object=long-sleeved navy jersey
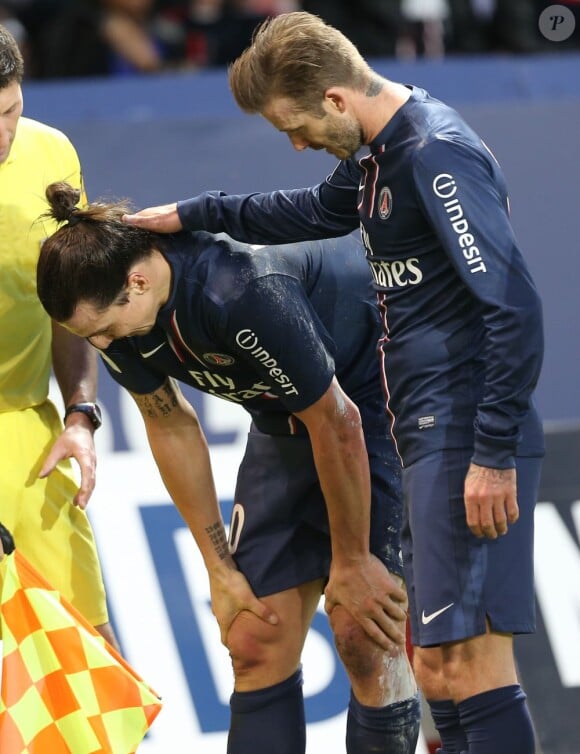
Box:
[99,231,390,439]
[177,86,544,468]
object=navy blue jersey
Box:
[99,231,389,437]
[177,86,544,468]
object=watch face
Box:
[90,404,103,428]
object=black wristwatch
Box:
[64,402,102,430]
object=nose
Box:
[88,335,113,350]
[289,134,309,152]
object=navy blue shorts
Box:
[401,448,542,647]
[228,426,403,598]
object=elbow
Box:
[331,398,364,445]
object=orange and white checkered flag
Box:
[0,549,162,753]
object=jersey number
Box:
[228,503,245,555]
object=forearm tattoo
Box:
[467,465,514,481]
[132,380,178,418]
[205,521,229,561]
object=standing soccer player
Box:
[124,12,545,754]
[0,24,117,647]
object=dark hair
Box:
[37,182,157,322]
[0,24,24,87]
[228,12,371,114]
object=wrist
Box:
[64,402,102,431]
[331,550,370,568]
[207,555,239,579]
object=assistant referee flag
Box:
[0,550,162,753]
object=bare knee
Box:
[331,606,416,705]
[413,646,447,700]
[414,631,518,702]
[227,613,275,673]
[226,611,302,690]
[225,581,322,691]
[330,605,382,677]
[330,606,410,679]
[414,644,472,700]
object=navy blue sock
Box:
[458,685,535,754]
[228,668,306,754]
[428,698,468,754]
[346,691,421,754]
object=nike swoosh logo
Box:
[139,343,166,359]
[421,602,454,625]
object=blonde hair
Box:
[228,11,372,115]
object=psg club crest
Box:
[378,186,393,220]
[203,353,235,366]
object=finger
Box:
[375,601,407,638]
[122,212,153,228]
[482,525,498,540]
[359,619,395,652]
[365,614,406,649]
[355,596,407,646]
[72,489,88,510]
[466,494,500,538]
[218,613,237,647]
[381,596,408,623]
[506,496,519,524]
[465,499,484,538]
[384,580,408,605]
[122,204,181,231]
[250,599,279,626]
[38,448,62,479]
[479,510,499,539]
[468,523,483,538]
[493,500,509,536]
[479,494,500,534]
[73,472,95,510]
[72,458,96,509]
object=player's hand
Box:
[209,567,279,645]
[464,462,518,538]
[324,554,408,651]
[122,203,182,233]
[38,424,97,509]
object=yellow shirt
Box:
[0,117,86,412]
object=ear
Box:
[126,270,150,296]
[324,87,348,114]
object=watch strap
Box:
[64,402,102,430]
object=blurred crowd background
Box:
[1,0,578,81]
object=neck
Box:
[148,248,172,309]
[359,79,411,144]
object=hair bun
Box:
[45,181,82,223]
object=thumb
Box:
[252,598,279,626]
[219,603,279,646]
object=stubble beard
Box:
[325,116,365,160]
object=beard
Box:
[322,114,364,160]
